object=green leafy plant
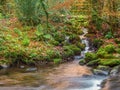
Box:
[105,32,113,39]
[14,28,22,36]
[22,36,30,46]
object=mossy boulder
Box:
[85,52,98,62]
[63,45,81,57]
[96,65,110,71]
[97,48,108,58]
[100,59,120,67]
[79,59,86,65]
[104,44,116,54]
[86,59,100,67]
[93,69,109,76]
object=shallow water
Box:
[0,60,106,90]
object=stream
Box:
[0,28,107,90]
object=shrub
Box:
[53,32,65,43]
[46,49,61,61]
[114,38,120,44]
[76,42,85,50]
[15,0,43,25]
[92,39,103,49]
[116,48,120,54]
[105,32,113,39]
[69,45,81,54]
[22,36,30,46]
[63,46,74,57]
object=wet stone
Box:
[93,69,109,76]
[26,67,37,72]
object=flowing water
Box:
[0,28,106,90]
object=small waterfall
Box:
[80,27,90,58]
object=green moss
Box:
[53,58,62,64]
[79,59,86,65]
[103,54,116,59]
[104,44,115,53]
[86,59,100,67]
[97,48,108,58]
[85,52,98,62]
[100,59,120,67]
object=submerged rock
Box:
[26,67,37,72]
[79,59,86,66]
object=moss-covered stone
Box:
[97,48,108,58]
[85,52,98,62]
[86,59,100,67]
[100,59,120,67]
[104,44,116,54]
[96,65,110,71]
[79,59,86,65]
[63,45,81,56]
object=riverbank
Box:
[0,15,88,68]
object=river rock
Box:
[110,65,120,77]
[97,65,110,72]
[20,65,25,69]
[26,67,37,72]
[79,59,86,66]
[101,75,120,90]
[100,66,120,90]
[93,69,109,76]
[0,64,9,69]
